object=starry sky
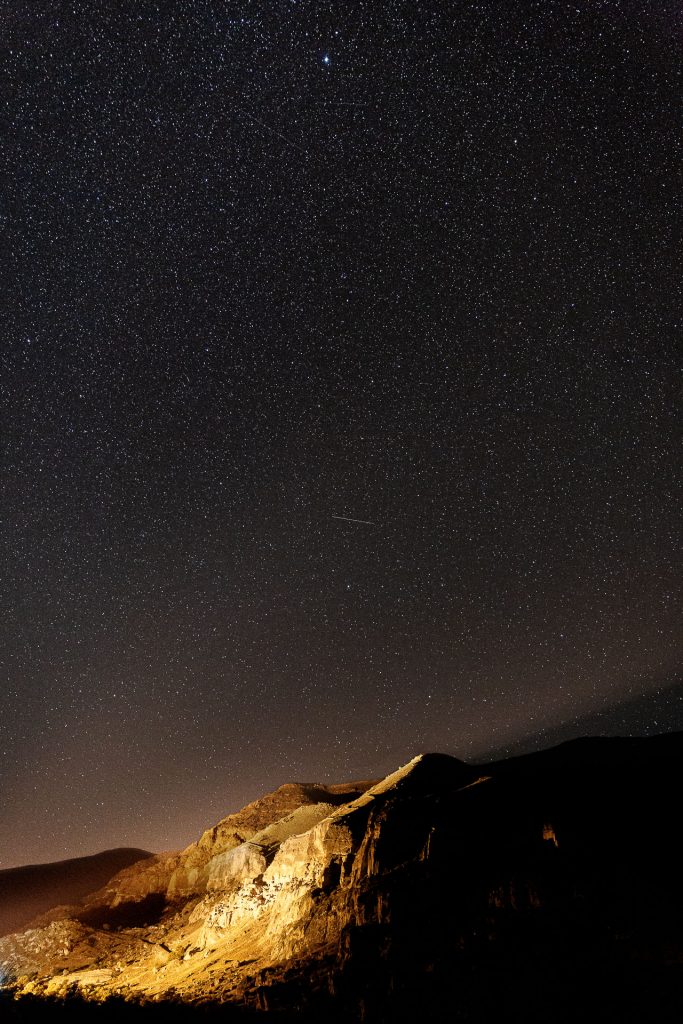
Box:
[1,1,681,868]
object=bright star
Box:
[322,53,331,66]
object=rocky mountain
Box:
[1,735,682,1022]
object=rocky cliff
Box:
[1,735,682,1022]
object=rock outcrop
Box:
[166,779,372,897]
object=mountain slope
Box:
[0,849,152,938]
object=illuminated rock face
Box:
[165,780,373,897]
[543,821,559,846]
[205,842,268,888]
[1,735,682,1021]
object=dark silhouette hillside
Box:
[0,848,152,936]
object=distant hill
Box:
[0,848,152,936]
[1,735,682,1021]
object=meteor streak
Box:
[331,515,376,526]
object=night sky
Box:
[1,1,680,868]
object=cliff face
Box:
[1,735,682,1022]
[166,779,373,897]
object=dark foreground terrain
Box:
[2,734,682,1022]
[2,960,682,1023]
